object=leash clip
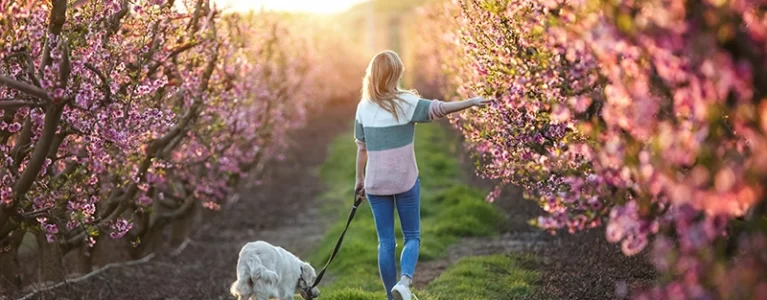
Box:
[303,287,315,300]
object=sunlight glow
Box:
[212,0,367,14]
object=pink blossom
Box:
[7,122,21,133]
[109,219,133,239]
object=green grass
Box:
[309,123,534,299]
[422,254,539,300]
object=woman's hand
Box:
[441,96,494,115]
[355,179,365,198]
[471,96,493,108]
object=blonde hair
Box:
[361,50,417,120]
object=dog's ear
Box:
[300,262,316,280]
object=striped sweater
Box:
[354,92,448,195]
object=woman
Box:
[354,50,491,300]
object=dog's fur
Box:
[230,241,320,300]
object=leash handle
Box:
[353,187,363,206]
[310,188,364,289]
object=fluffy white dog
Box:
[230,241,321,300]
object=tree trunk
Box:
[170,199,201,248]
[0,229,25,294]
[63,242,93,278]
[129,221,166,259]
[34,231,65,284]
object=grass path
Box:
[425,255,538,299]
[309,123,538,299]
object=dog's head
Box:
[297,262,320,299]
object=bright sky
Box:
[212,0,367,14]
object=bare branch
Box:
[0,100,40,109]
[21,207,51,219]
[15,252,158,300]
[0,76,51,101]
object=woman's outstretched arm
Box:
[441,96,492,114]
[410,95,493,123]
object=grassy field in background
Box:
[308,123,538,299]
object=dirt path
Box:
[413,126,657,299]
[17,103,355,300]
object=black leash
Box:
[304,188,364,299]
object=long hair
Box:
[361,50,417,121]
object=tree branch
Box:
[186,0,205,33]
[0,76,50,101]
[146,42,201,76]
[0,214,9,243]
[11,115,33,169]
[38,0,68,79]
[20,207,51,219]
[157,197,195,220]
[20,50,42,87]
[84,63,112,104]
[0,100,39,109]
[148,25,219,153]
[59,40,71,86]
[105,0,130,38]
[13,104,64,199]
[48,0,67,34]
[156,195,179,208]
[0,220,17,242]
[47,132,69,159]
[60,201,128,252]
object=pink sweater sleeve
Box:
[429,100,448,120]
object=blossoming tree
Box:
[410,0,767,298]
[0,0,363,289]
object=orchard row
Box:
[0,0,365,289]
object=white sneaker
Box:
[391,283,412,300]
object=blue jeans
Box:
[366,178,421,300]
